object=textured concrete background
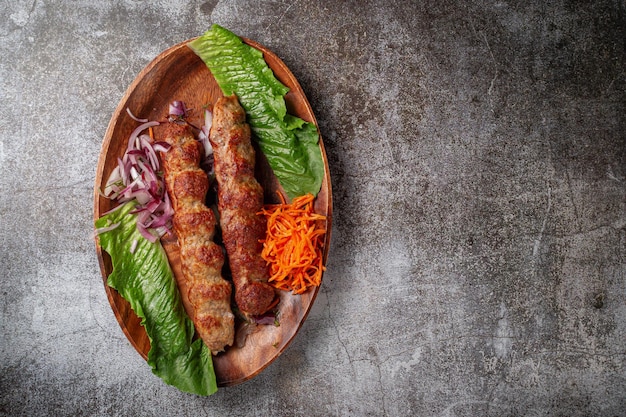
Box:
[1,1,625,416]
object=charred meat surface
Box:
[210,95,276,316]
[160,123,234,354]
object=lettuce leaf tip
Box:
[95,202,217,396]
[188,24,324,199]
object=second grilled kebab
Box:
[210,95,276,316]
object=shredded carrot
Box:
[259,193,327,294]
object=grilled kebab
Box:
[210,95,276,316]
[160,123,234,354]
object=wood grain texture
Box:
[93,37,332,387]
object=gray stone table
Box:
[1,1,624,416]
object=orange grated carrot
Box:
[259,193,327,294]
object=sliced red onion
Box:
[126,107,148,123]
[198,133,211,159]
[133,189,152,205]
[162,192,174,216]
[102,166,121,197]
[140,135,160,171]
[152,142,171,153]
[136,208,151,225]
[101,203,127,216]
[136,221,158,243]
[129,239,139,254]
[95,222,121,235]
[204,108,213,130]
[115,175,143,200]
[145,198,162,214]
[199,108,214,158]
[169,100,187,117]
[117,157,129,186]
[136,159,154,182]
[101,113,172,245]
[126,121,160,154]
[148,214,171,228]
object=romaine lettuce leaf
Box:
[95,202,217,396]
[188,24,324,199]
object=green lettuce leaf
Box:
[188,24,324,199]
[95,202,217,396]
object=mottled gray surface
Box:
[1,0,625,416]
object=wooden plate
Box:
[93,36,332,387]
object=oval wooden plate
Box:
[93,37,332,387]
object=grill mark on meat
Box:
[210,95,276,316]
[172,171,209,202]
[160,123,234,354]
